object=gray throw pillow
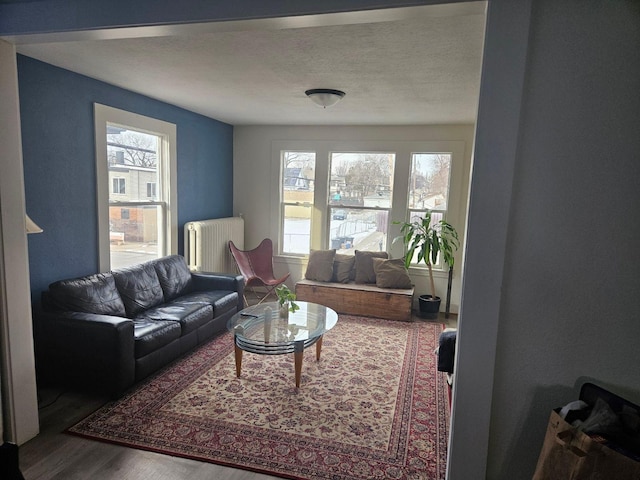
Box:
[332,254,356,283]
[354,250,388,284]
[372,258,413,289]
[305,249,336,282]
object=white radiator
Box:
[184,217,244,273]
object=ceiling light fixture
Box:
[305,89,346,108]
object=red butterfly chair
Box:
[229,238,290,306]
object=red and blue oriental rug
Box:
[68,315,449,479]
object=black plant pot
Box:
[418,294,441,320]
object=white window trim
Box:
[271,140,465,267]
[94,103,178,272]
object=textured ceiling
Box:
[13,3,486,126]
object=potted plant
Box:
[275,285,300,318]
[393,211,459,319]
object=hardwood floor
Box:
[19,301,456,480]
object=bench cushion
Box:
[332,254,356,283]
[305,249,336,282]
[354,250,389,284]
[372,258,413,289]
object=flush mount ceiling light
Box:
[305,89,346,108]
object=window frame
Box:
[270,140,465,274]
[94,103,178,271]
[280,150,316,255]
[327,150,396,255]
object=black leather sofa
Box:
[34,255,244,396]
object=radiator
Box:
[184,217,244,273]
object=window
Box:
[406,152,452,266]
[95,104,177,271]
[112,178,126,194]
[328,152,395,254]
[271,140,464,269]
[281,151,315,254]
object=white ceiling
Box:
[11,2,486,126]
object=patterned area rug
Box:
[68,315,449,479]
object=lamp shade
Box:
[305,89,345,108]
[26,214,43,234]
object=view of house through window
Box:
[281,151,316,254]
[107,124,164,268]
[329,152,395,254]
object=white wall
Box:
[451,0,640,478]
[233,124,475,312]
[0,39,40,445]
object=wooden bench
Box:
[295,279,414,321]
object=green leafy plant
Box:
[393,210,459,299]
[275,285,300,313]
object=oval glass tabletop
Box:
[227,301,338,346]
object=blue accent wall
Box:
[18,55,233,300]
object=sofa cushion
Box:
[133,319,181,358]
[173,291,239,317]
[113,262,165,317]
[354,250,389,284]
[305,249,336,282]
[332,254,356,283]
[153,255,193,301]
[47,273,126,317]
[372,258,413,289]
[137,302,213,335]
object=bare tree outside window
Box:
[107,128,158,168]
[406,152,453,266]
[409,153,451,211]
[328,152,395,253]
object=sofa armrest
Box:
[191,273,245,310]
[34,311,135,396]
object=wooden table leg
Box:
[315,335,323,361]
[234,344,243,378]
[294,351,303,388]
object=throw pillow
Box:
[372,258,413,289]
[305,249,336,282]
[332,254,356,283]
[354,250,389,284]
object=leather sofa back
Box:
[152,255,193,301]
[44,255,198,319]
[113,262,165,317]
[47,272,126,316]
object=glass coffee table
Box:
[227,301,338,388]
